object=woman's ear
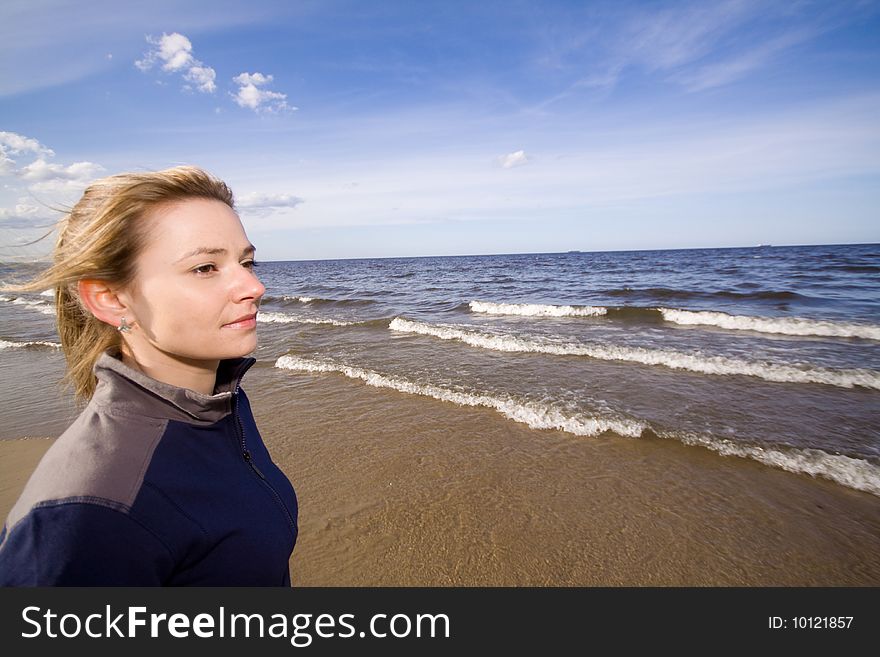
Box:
[77,279,129,329]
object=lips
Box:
[222,312,257,329]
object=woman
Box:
[0,166,298,585]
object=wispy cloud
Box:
[237,191,304,216]
[0,131,104,229]
[231,72,295,113]
[229,92,880,241]
[0,199,56,228]
[499,150,529,169]
[673,27,817,91]
[0,131,104,192]
[136,32,217,93]
[532,0,861,104]
[0,131,55,158]
[18,159,105,192]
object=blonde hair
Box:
[8,166,234,401]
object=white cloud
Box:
[0,131,55,157]
[1,132,102,191]
[136,32,217,93]
[499,150,529,169]
[0,131,104,216]
[237,192,304,216]
[0,131,56,174]
[232,72,296,113]
[0,199,56,228]
[185,65,217,93]
[0,149,15,175]
[19,158,104,184]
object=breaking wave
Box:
[389,318,880,389]
[275,354,646,437]
[469,300,606,317]
[658,308,880,341]
[257,312,359,327]
[0,339,61,350]
[0,294,55,316]
[665,431,880,496]
[275,354,880,496]
[468,298,879,340]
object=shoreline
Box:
[3,371,879,586]
[259,372,880,586]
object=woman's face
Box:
[119,197,265,369]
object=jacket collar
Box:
[91,351,256,424]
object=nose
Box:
[233,265,266,303]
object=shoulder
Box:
[0,501,173,585]
[3,402,169,535]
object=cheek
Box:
[133,278,220,333]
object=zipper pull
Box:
[243,449,266,479]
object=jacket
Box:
[0,351,298,586]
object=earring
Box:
[117,317,132,333]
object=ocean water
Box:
[2,243,879,496]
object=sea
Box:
[2,243,879,497]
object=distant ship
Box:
[755,244,773,248]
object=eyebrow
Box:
[175,244,256,264]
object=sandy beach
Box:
[6,366,877,586]
[259,371,880,586]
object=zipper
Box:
[233,387,297,533]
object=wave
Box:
[274,355,646,437]
[469,300,607,317]
[468,298,878,340]
[257,312,360,327]
[262,294,377,307]
[389,318,880,390]
[0,339,61,350]
[0,294,55,316]
[658,308,880,341]
[602,287,808,302]
[666,431,880,497]
[274,354,880,496]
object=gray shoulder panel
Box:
[3,404,167,535]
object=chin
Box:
[228,338,259,359]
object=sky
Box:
[1,0,879,261]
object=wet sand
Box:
[0,438,55,525]
[3,369,880,585]
[259,368,880,585]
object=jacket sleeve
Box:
[0,502,175,586]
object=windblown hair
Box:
[8,166,235,401]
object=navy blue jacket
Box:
[0,352,297,586]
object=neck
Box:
[120,346,219,395]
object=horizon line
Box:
[3,240,877,266]
[259,240,879,264]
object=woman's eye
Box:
[193,264,217,274]
[242,260,258,270]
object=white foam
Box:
[282,296,314,303]
[659,308,880,341]
[274,353,880,497]
[40,289,54,297]
[667,431,880,497]
[389,317,880,390]
[0,294,55,316]
[470,300,607,317]
[257,312,356,326]
[0,339,61,350]
[275,354,646,438]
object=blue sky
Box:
[2,0,879,261]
